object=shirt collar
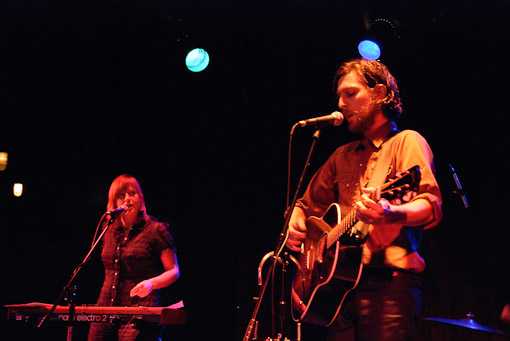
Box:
[365,121,399,149]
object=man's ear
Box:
[373,84,387,101]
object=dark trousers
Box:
[327,268,422,341]
[87,322,161,341]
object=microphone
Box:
[106,205,128,215]
[298,111,344,127]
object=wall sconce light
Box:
[13,183,23,197]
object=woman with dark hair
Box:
[88,174,180,341]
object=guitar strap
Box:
[367,128,401,188]
[356,128,401,236]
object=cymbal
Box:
[422,315,510,337]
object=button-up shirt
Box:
[296,122,442,272]
[96,216,177,307]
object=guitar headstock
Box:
[376,166,421,201]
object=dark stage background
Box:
[1,0,510,340]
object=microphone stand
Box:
[256,251,304,340]
[37,214,116,340]
[449,164,469,208]
[243,127,322,341]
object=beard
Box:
[345,98,380,134]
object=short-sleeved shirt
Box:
[297,122,442,273]
[96,216,177,307]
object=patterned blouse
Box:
[95,216,177,307]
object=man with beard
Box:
[286,59,442,340]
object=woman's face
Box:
[115,185,142,220]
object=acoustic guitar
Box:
[291,165,421,326]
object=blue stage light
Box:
[185,48,210,72]
[358,40,381,60]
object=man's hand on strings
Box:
[355,188,414,225]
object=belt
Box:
[362,267,422,280]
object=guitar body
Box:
[291,203,364,326]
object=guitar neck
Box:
[326,209,357,249]
[322,166,421,250]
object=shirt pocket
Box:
[334,171,357,206]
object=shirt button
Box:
[359,163,363,167]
